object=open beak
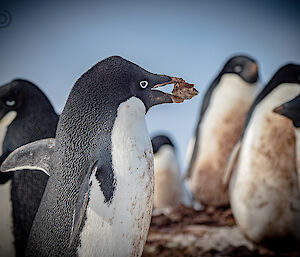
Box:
[152,77,198,103]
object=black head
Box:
[75,56,183,112]
[55,56,192,204]
[0,79,58,183]
[242,63,300,137]
[274,94,300,127]
[151,135,175,154]
[0,79,55,120]
[268,64,300,87]
[0,79,58,157]
[221,55,259,83]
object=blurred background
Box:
[0,0,299,171]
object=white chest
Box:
[195,74,259,166]
[230,83,300,241]
[78,97,154,257]
[153,145,183,209]
[237,83,300,176]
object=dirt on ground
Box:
[142,204,300,257]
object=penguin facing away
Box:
[0,80,58,257]
[186,55,260,207]
[1,56,196,257]
[151,135,184,209]
[224,64,300,243]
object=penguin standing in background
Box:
[274,94,300,191]
[151,135,184,210]
[224,64,300,243]
[1,56,196,257]
[0,79,58,257]
[186,55,260,207]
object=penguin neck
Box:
[253,83,300,118]
[154,145,179,174]
[91,96,152,209]
[245,83,300,141]
[240,83,300,182]
[78,96,154,257]
[219,73,258,88]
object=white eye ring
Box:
[234,65,242,73]
[6,100,16,106]
[140,81,148,89]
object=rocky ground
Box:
[142,205,300,257]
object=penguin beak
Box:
[273,103,297,120]
[251,63,259,80]
[273,105,285,115]
[152,77,198,103]
[273,97,299,118]
[273,98,300,127]
[253,63,258,74]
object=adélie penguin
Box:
[274,94,300,126]
[0,79,58,257]
[274,93,300,191]
[151,135,184,210]
[224,64,300,243]
[1,56,197,257]
[186,55,260,207]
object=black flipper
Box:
[1,138,56,176]
[223,140,241,187]
[69,162,98,248]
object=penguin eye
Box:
[140,81,148,89]
[5,99,16,107]
[234,65,242,73]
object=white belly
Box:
[189,74,259,205]
[153,145,183,209]
[230,83,300,242]
[78,97,153,257]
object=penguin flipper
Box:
[0,138,56,176]
[222,140,241,187]
[69,162,98,247]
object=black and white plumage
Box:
[274,94,300,127]
[224,64,300,243]
[0,79,58,257]
[1,56,189,257]
[186,55,260,207]
[151,135,184,209]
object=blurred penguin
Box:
[224,64,300,243]
[0,79,58,257]
[186,55,260,207]
[274,93,300,198]
[151,135,184,210]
